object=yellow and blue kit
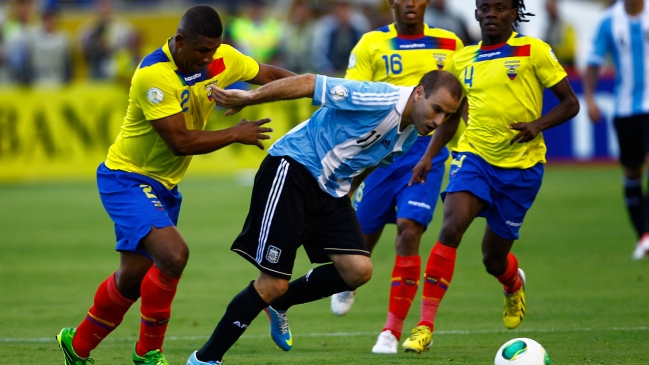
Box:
[444,32,567,239]
[99,40,259,256]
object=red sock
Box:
[73,273,135,358]
[136,265,180,356]
[383,255,421,340]
[418,242,456,330]
[497,253,522,294]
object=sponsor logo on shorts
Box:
[381,140,391,149]
[266,245,282,263]
[407,200,431,210]
[506,220,522,227]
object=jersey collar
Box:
[479,31,518,50]
[162,38,178,70]
[392,22,429,39]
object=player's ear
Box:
[474,9,478,21]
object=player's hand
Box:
[235,118,273,150]
[409,157,432,186]
[587,101,603,124]
[210,85,252,115]
[510,121,541,144]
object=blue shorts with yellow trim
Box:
[442,152,543,240]
[353,138,448,234]
[97,163,181,258]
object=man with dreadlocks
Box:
[400,0,579,353]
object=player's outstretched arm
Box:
[510,78,580,144]
[210,73,317,115]
[410,97,467,186]
[151,112,273,155]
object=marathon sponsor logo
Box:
[506,220,522,227]
[407,200,431,210]
[479,51,501,58]
[184,73,202,82]
[399,43,427,49]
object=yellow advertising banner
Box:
[0,84,317,182]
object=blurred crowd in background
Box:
[0,0,610,88]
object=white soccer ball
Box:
[494,338,551,365]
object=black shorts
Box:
[614,113,649,167]
[231,155,369,280]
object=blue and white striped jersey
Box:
[587,0,649,117]
[268,75,418,197]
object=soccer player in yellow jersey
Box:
[328,0,465,355]
[55,6,295,365]
[402,0,580,354]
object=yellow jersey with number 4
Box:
[345,23,463,86]
[105,41,260,189]
[447,32,566,169]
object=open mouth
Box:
[404,11,417,19]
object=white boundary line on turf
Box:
[2,326,648,344]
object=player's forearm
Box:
[583,65,600,103]
[166,128,242,156]
[248,74,316,105]
[535,90,580,132]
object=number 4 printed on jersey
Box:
[464,66,474,88]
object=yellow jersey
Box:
[345,23,463,86]
[105,41,260,189]
[447,32,566,168]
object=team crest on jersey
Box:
[266,245,282,263]
[331,85,349,101]
[147,87,164,104]
[504,60,521,80]
[433,53,446,70]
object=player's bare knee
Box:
[158,249,189,278]
[342,257,373,288]
[482,254,507,277]
[255,277,288,303]
[439,222,464,247]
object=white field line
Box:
[2,326,648,344]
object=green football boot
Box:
[132,343,169,365]
[55,327,94,365]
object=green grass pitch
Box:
[1,165,648,364]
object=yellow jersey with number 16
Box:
[446,32,566,169]
[345,23,463,87]
[105,41,260,189]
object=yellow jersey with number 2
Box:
[105,41,260,189]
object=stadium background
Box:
[1,1,648,364]
[0,0,620,182]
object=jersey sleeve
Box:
[532,39,567,89]
[217,44,261,88]
[312,75,400,112]
[345,34,374,81]
[132,66,182,121]
[587,16,612,67]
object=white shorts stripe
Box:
[255,158,290,263]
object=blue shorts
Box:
[442,152,543,240]
[97,163,182,258]
[353,137,449,234]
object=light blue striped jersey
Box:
[268,75,418,197]
[587,0,649,117]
